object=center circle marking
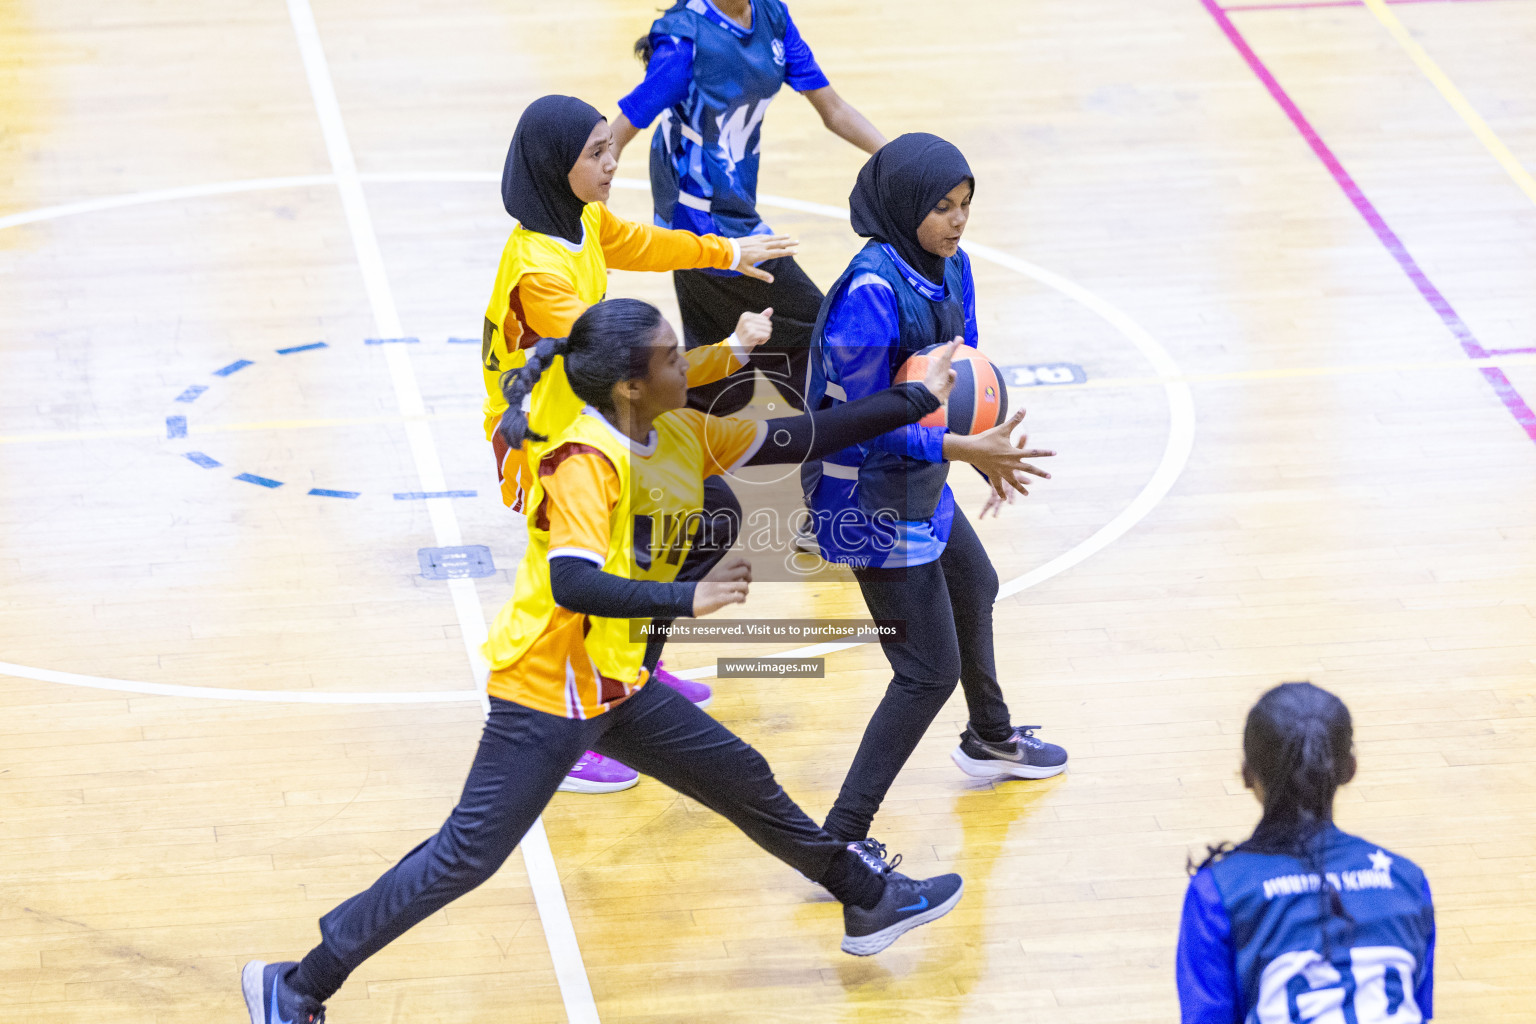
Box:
[0,173,1195,701]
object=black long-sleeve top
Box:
[549,381,942,619]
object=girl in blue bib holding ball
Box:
[805,133,1070,847]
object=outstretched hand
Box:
[734,234,799,282]
[944,408,1055,501]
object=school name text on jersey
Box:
[1262,850,1396,900]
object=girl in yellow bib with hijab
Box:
[483,96,797,789]
[483,94,793,507]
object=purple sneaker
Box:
[653,661,714,709]
[558,751,639,794]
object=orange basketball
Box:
[894,344,1009,435]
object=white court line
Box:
[0,158,1194,1015]
[354,175,1197,646]
[965,243,1197,601]
[0,660,480,704]
[671,236,1197,678]
[0,173,1193,694]
[0,174,338,231]
[282,3,598,1022]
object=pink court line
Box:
[1199,0,1536,444]
[1488,347,1536,355]
[1224,0,1519,12]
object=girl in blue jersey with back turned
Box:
[804,132,1069,849]
[611,0,886,417]
[1179,682,1436,1023]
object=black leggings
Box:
[823,510,1014,843]
[674,256,824,416]
[309,683,846,992]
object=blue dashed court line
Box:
[171,337,484,499]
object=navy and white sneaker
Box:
[951,724,1068,780]
[241,960,326,1024]
[840,839,964,956]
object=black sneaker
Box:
[840,839,964,956]
[241,961,326,1024]
[951,724,1068,780]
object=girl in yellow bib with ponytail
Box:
[241,301,969,1024]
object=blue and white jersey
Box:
[800,240,978,569]
[618,0,829,249]
[1178,825,1436,1024]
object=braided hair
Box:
[1192,682,1357,953]
[497,298,667,448]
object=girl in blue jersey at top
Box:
[803,133,1069,848]
[1179,682,1436,1023]
[611,0,886,418]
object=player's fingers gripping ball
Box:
[895,343,1009,435]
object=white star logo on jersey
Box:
[1368,849,1393,873]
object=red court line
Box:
[1224,0,1520,11]
[1199,0,1536,444]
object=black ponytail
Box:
[496,298,669,449]
[1193,682,1357,953]
[634,34,654,67]
[1240,681,1352,853]
[497,335,570,448]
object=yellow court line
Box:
[2,355,1533,447]
[1361,0,1536,208]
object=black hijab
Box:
[501,95,606,245]
[849,133,974,285]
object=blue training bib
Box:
[647,0,791,239]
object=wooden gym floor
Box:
[1,0,1533,1020]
